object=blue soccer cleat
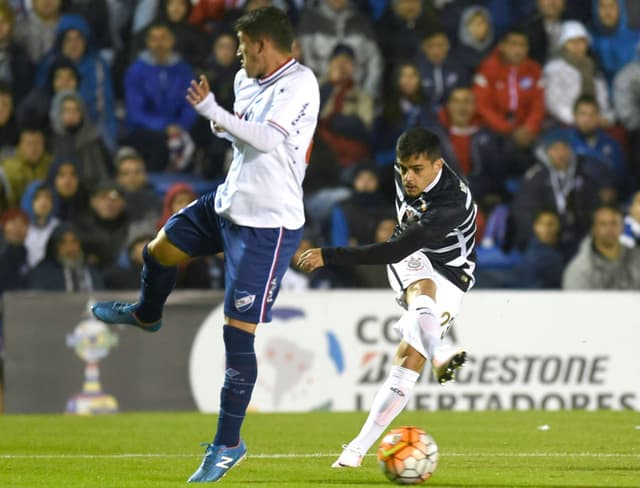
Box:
[187,440,247,483]
[91,301,162,332]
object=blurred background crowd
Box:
[0,0,639,302]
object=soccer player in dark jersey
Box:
[299,127,477,468]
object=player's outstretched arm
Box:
[298,224,428,272]
[186,74,285,153]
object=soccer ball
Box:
[377,426,439,484]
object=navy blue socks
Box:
[135,245,177,323]
[214,325,257,447]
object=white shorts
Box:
[387,251,465,354]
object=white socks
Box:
[410,294,441,361]
[347,365,419,455]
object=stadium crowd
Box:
[0,0,639,301]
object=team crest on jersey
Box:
[406,257,424,271]
[234,290,256,311]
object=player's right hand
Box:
[186,74,216,110]
[297,248,324,273]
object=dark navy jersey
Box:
[323,161,477,291]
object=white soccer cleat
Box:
[331,445,364,468]
[432,347,467,384]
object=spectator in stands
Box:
[124,22,197,172]
[132,0,209,68]
[301,136,348,225]
[156,181,195,228]
[451,5,496,80]
[589,0,640,86]
[474,28,544,174]
[49,90,112,192]
[74,180,130,270]
[64,0,114,57]
[511,132,603,256]
[373,61,431,169]
[198,30,240,178]
[14,0,62,63]
[621,190,640,247]
[2,126,52,207]
[104,226,155,289]
[114,147,162,226]
[543,20,614,127]
[317,44,373,168]
[565,94,626,191]
[0,2,34,104]
[298,0,382,98]
[27,222,104,290]
[20,180,59,267]
[0,83,18,160]
[431,86,505,205]
[0,208,29,292]
[46,157,87,222]
[613,41,640,186]
[375,0,440,73]
[154,182,212,288]
[517,208,565,288]
[351,214,398,288]
[520,0,567,65]
[563,205,640,288]
[329,163,388,247]
[35,15,118,150]
[416,29,469,113]
[202,31,239,113]
[17,57,80,133]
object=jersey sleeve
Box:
[322,223,429,266]
[263,71,319,140]
[322,202,469,267]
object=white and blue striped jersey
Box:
[214,58,320,229]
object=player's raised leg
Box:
[91,229,184,331]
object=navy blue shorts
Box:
[164,191,303,323]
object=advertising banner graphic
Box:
[190,291,640,412]
[4,290,639,413]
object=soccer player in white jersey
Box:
[91,7,320,482]
[299,128,476,469]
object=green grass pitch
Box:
[0,410,638,487]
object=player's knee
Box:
[148,231,189,266]
[394,342,426,373]
[405,279,437,304]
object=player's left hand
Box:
[186,74,216,110]
[297,248,324,273]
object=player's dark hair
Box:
[396,128,442,162]
[234,6,294,53]
[573,93,599,113]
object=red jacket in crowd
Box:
[473,49,545,136]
